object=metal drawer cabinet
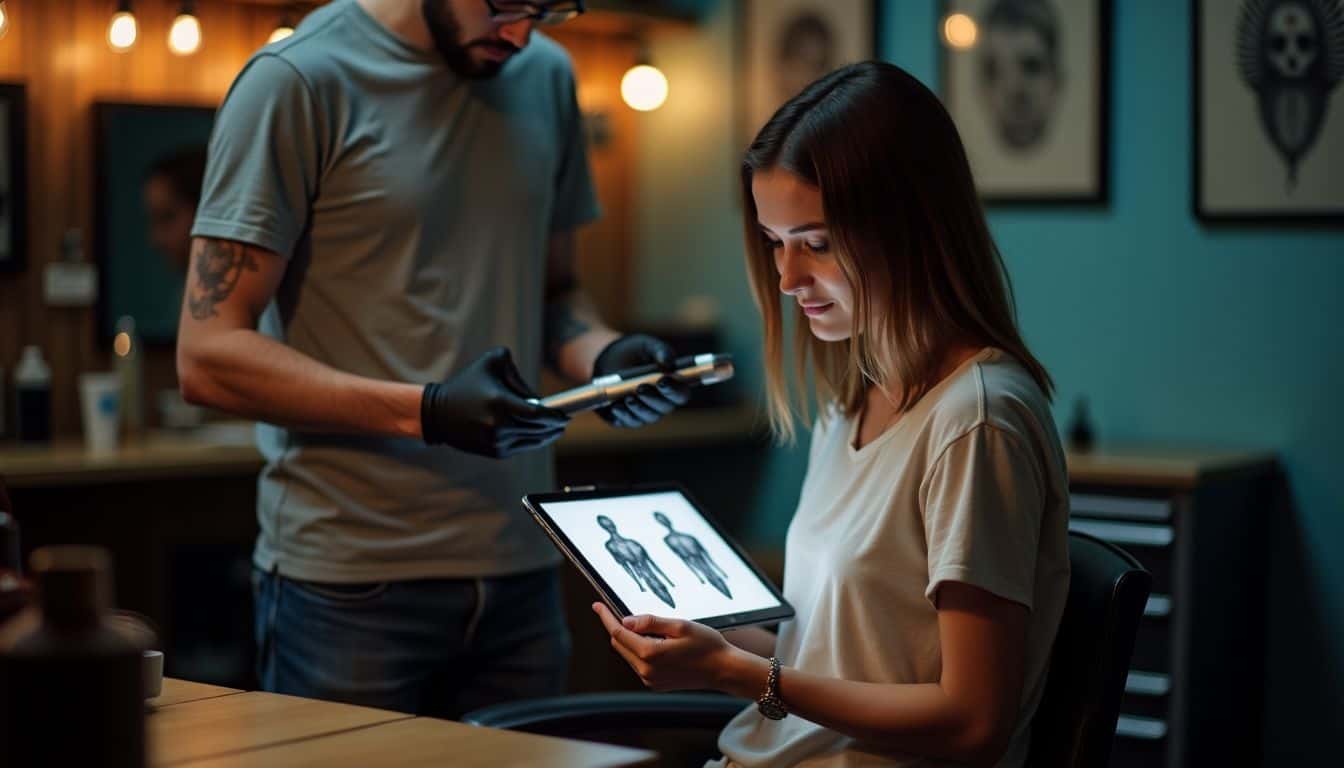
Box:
[1063,449,1276,767]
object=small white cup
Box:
[79,372,122,454]
[142,650,164,699]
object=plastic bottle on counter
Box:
[14,345,52,443]
[114,316,144,437]
[0,546,146,767]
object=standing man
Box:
[177,0,688,718]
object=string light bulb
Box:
[942,13,978,50]
[108,0,138,52]
[269,18,295,44]
[620,50,668,112]
[0,1,11,41]
[168,1,202,56]
[267,3,299,44]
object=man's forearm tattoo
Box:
[187,239,258,320]
[544,292,594,367]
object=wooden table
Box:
[148,678,656,767]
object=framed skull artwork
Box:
[939,0,1111,204]
[1194,0,1344,224]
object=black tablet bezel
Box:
[523,483,794,630]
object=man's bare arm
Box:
[176,237,423,438]
[543,232,619,382]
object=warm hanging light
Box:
[942,13,978,50]
[0,1,11,41]
[268,22,294,44]
[268,3,299,45]
[168,1,202,56]
[108,0,138,52]
[621,50,668,113]
[114,331,133,358]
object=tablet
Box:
[523,484,794,630]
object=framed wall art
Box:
[740,0,880,150]
[940,0,1111,204]
[1194,0,1344,224]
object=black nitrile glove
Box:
[421,347,569,458]
[591,334,692,428]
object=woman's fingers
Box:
[593,603,655,657]
[594,604,657,683]
[622,613,689,638]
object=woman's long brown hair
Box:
[742,61,1053,443]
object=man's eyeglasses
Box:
[485,1,585,25]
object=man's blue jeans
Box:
[252,566,571,719]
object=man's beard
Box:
[421,0,519,79]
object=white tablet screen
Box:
[536,490,783,621]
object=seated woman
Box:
[593,60,1070,768]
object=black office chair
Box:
[1026,531,1151,768]
[464,531,1150,768]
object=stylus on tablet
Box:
[527,353,734,415]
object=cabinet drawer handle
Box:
[1070,494,1172,521]
[1144,594,1171,617]
[1068,520,1173,548]
[1125,671,1171,696]
[1116,715,1168,740]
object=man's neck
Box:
[357,0,434,51]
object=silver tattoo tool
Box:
[528,353,734,415]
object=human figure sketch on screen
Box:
[977,0,1063,152]
[654,511,733,600]
[597,515,676,609]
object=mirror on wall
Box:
[0,83,27,274]
[94,102,216,342]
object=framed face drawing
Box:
[0,84,27,273]
[1194,0,1344,224]
[740,0,880,149]
[940,0,1111,204]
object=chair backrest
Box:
[463,692,748,768]
[1027,530,1152,768]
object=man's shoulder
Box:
[526,33,577,71]
[509,32,578,88]
[241,1,355,89]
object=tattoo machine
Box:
[528,353,734,415]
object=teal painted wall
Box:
[632,1,1343,762]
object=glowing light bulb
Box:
[0,1,11,40]
[169,13,202,56]
[268,24,294,44]
[108,12,138,51]
[942,13,978,50]
[114,332,133,358]
[621,64,668,112]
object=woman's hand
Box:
[593,603,757,693]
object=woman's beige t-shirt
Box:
[714,348,1071,767]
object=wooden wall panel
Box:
[549,21,640,331]
[0,1,639,437]
[0,0,295,436]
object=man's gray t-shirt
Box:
[191,0,599,582]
